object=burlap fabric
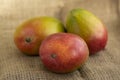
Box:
[0,0,120,80]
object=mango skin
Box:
[66,9,108,54]
[39,33,89,73]
[14,17,65,55]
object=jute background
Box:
[0,0,120,80]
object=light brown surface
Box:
[0,0,120,80]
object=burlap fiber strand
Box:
[0,0,120,80]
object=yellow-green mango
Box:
[66,9,108,54]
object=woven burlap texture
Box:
[0,0,120,80]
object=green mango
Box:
[66,8,108,54]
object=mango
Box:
[66,9,108,54]
[39,33,89,73]
[14,17,65,55]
